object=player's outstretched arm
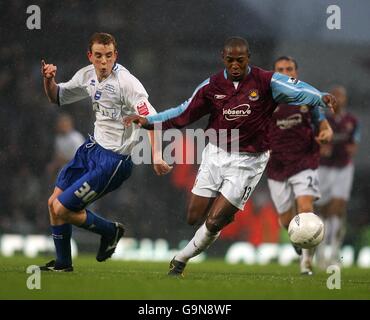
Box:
[321,94,336,112]
[123,100,189,130]
[123,115,153,129]
[271,73,337,112]
[316,119,333,145]
[123,116,172,174]
[41,60,58,104]
[148,130,173,176]
[125,78,210,131]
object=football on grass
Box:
[288,212,324,249]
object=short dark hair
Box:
[224,36,251,57]
[88,32,118,52]
[273,56,298,70]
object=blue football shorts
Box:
[56,137,133,212]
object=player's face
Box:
[223,46,249,81]
[274,60,297,78]
[88,43,117,81]
[330,87,347,112]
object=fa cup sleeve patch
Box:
[137,101,150,116]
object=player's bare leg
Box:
[296,195,315,275]
[296,195,314,213]
[169,194,238,277]
[48,187,87,226]
[279,207,295,229]
[186,194,216,226]
[48,187,64,225]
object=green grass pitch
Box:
[0,255,369,299]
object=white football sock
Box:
[175,223,220,263]
[301,248,315,263]
[315,217,329,267]
[323,216,332,245]
[329,215,344,264]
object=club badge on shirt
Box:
[94,90,102,100]
[248,89,259,101]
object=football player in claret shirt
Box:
[266,56,333,275]
[316,85,360,268]
[124,37,336,277]
[40,32,171,271]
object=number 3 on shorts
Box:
[74,182,97,203]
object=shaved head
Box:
[330,85,347,112]
[224,37,250,52]
[223,37,251,59]
[330,85,347,96]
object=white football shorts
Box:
[316,163,354,205]
[191,143,270,210]
[267,169,320,214]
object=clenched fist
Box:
[41,59,57,79]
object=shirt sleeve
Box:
[147,78,211,129]
[310,106,326,128]
[123,73,157,116]
[270,73,328,108]
[146,100,188,123]
[134,99,157,117]
[58,69,90,106]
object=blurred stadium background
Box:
[0,0,369,268]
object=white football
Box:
[288,212,324,249]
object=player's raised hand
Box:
[41,59,57,79]
[315,128,333,145]
[322,94,337,113]
[123,115,152,129]
[153,159,173,176]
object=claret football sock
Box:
[51,224,72,268]
[79,209,116,238]
[176,223,220,263]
